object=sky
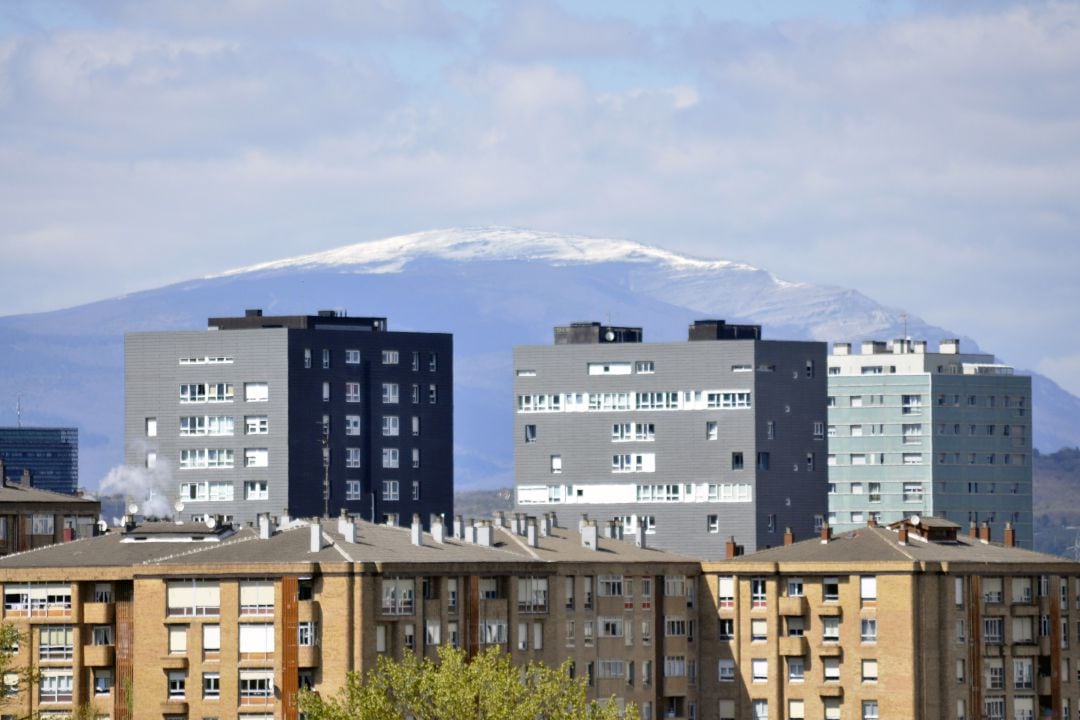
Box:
[1,0,1078,393]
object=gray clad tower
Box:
[513,321,828,559]
[125,310,452,527]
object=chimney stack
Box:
[897,523,908,545]
[258,513,275,540]
[979,522,991,544]
[20,469,31,488]
[579,513,589,533]
[337,508,351,536]
[1004,522,1016,548]
[463,520,477,544]
[432,516,446,543]
[969,522,978,538]
[494,511,506,528]
[867,516,877,528]
[476,521,493,547]
[549,511,558,528]
[725,536,738,559]
[453,515,464,540]
[526,518,539,548]
[309,522,322,553]
[581,521,598,550]
[633,523,646,548]
[540,513,552,537]
[511,513,524,536]
[410,514,424,547]
[783,527,795,546]
[341,518,356,544]
[820,523,832,544]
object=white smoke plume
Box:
[99,459,175,519]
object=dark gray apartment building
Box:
[0,427,79,495]
[125,310,452,527]
[513,320,827,559]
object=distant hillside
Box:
[1033,447,1080,558]
[453,487,513,521]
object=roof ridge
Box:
[142,529,257,565]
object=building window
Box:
[860,576,877,602]
[322,348,330,369]
[524,424,537,443]
[167,670,186,699]
[862,700,879,720]
[382,350,399,365]
[824,657,840,682]
[166,580,220,616]
[346,480,362,501]
[411,384,420,403]
[346,447,362,468]
[731,452,744,470]
[862,659,878,682]
[550,455,562,474]
[751,618,767,641]
[756,452,770,470]
[382,416,400,437]
[382,480,399,501]
[788,657,805,682]
[298,622,318,647]
[93,668,113,696]
[706,515,719,533]
[412,416,420,436]
[304,348,311,368]
[382,448,399,469]
[202,624,220,660]
[244,382,268,402]
[244,448,268,468]
[861,618,877,642]
[718,659,735,682]
[381,383,399,404]
[428,352,438,371]
[813,421,824,439]
[751,578,766,608]
[244,481,268,501]
[751,658,768,682]
[345,349,361,364]
[822,616,840,642]
[345,415,361,435]
[245,416,268,435]
[411,481,420,500]
[239,670,273,705]
[428,384,438,404]
[202,672,220,700]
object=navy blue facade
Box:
[0,427,79,494]
[285,330,453,527]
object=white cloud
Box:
[0,1,1077,391]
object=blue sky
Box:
[1,0,1078,394]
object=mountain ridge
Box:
[0,226,1076,492]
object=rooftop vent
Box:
[688,320,762,341]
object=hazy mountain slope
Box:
[0,227,1074,492]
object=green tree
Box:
[0,622,40,718]
[299,646,639,720]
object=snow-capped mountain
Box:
[0,226,1075,491]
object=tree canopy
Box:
[299,646,638,720]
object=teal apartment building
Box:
[826,338,1032,546]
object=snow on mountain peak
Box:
[212,226,770,279]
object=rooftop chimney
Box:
[979,522,991,544]
[939,338,960,354]
[511,513,524,535]
[633,523,646,548]
[969,522,978,538]
[580,521,598,551]
[494,511,506,528]
[725,536,738,559]
[309,522,322,553]
[453,515,464,540]
[410,514,424,546]
[820,523,832,544]
[476,521,494,547]
[337,508,351,536]
[603,521,617,539]
[783,527,795,546]
[20,469,31,488]
[526,518,539,548]
[432,516,446,544]
[861,340,887,355]
[832,342,851,356]
[866,516,877,528]
[341,518,356,544]
[385,513,398,527]
[258,513,275,540]
[463,521,477,544]
[579,513,589,533]
[540,513,552,537]
[913,340,927,354]
[549,511,558,528]
[1004,522,1016,548]
[897,523,909,545]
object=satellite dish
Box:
[910,515,921,526]
[174,501,185,513]
[204,516,217,529]
[127,503,139,515]
[604,330,615,341]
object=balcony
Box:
[779,636,809,656]
[779,596,807,616]
[298,646,319,668]
[817,643,843,658]
[159,655,188,670]
[82,645,114,667]
[159,700,188,715]
[1012,641,1039,656]
[1038,676,1053,695]
[817,604,842,617]
[1010,603,1038,616]
[82,602,114,624]
[819,685,844,698]
[298,600,319,623]
[1039,636,1052,655]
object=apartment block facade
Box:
[125,310,452,528]
[0,427,79,495]
[0,477,99,556]
[826,338,1033,546]
[700,517,1079,720]
[514,321,828,559]
[0,513,701,720]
